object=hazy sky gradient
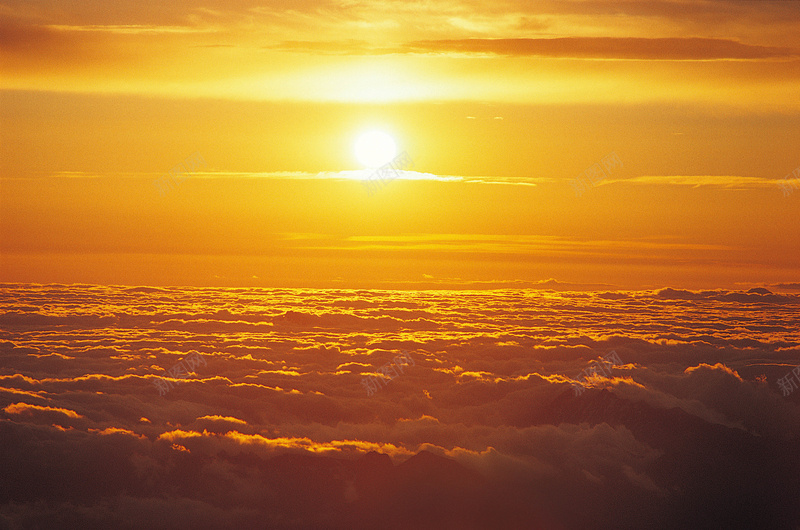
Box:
[1,0,798,288]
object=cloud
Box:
[622,175,778,188]
[770,282,800,291]
[1,284,800,527]
[405,37,797,60]
[268,36,798,60]
[3,402,84,419]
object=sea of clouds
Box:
[1,284,798,528]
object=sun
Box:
[354,130,397,168]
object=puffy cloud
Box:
[3,402,84,418]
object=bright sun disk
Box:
[354,130,397,168]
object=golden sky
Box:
[1,0,799,289]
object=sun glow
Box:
[354,130,397,168]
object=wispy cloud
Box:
[405,37,798,60]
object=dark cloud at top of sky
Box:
[405,37,798,60]
[505,0,800,25]
[269,36,798,60]
[5,0,799,26]
[1,283,799,528]
[4,0,799,61]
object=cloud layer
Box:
[1,284,799,527]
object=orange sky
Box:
[1,0,799,289]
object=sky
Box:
[1,0,799,290]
